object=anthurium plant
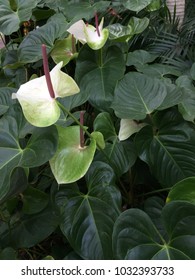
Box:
[0,0,195,260]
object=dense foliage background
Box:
[0,0,195,260]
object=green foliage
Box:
[0,0,195,260]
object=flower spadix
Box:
[67,17,109,50]
[12,61,80,127]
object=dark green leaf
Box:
[112,72,167,119]
[113,201,195,259]
[56,161,121,259]
[166,177,195,204]
[0,205,59,248]
[75,45,125,111]
[135,109,195,187]
[0,0,39,35]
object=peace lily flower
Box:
[12,60,80,127]
[67,15,109,50]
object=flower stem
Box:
[41,44,55,99]
[71,34,76,53]
[80,111,85,148]
[95,13,100,37]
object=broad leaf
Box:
[0,0,39,35]
[0,87,16,115]
[56,161,121,259]
[0,205,59,248]
[22,187,49,214]
[122,0,153,12]
[93,112,117,141]
[75,45,125,111]
[166,177,195,204]
[95,140,137,177]
[112,72,167,119]
[18,14,68,63]
[0,247,17,260]
[135,109,195,187]
[0,105,58,200]
[127,50,157,66]
[51,36,78,67]
[177,75,195,122]
[113,201,195,259]
[50,126,96,184]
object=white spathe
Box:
[67,18,109,50]
[12,62,80,127]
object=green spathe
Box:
[50,126,96,184]
[12,62,80,127]
[67,18,109,50]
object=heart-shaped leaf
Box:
[0,105,58,201]
[0,205,59,248]
[112,72,167,120]
[18,14,68,63]
[50,126,96,184]
[135,109,195,187]
[0,0,39,35]
[55,161,121,259]
[75,45,125,111]
[113,201,195,259]
[166,177,195,204]
[122,0,153,12]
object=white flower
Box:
[12,61,80,127]
[67,18,109,50]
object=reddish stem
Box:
[80,111,85,148]
[41,44,55,99]
[95,13,100,37]
[71,34,76,54]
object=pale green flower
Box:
[12,61,80,127]
[67,18,109,50]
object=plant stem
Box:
[41,44,55,99]
[57,101,112,163]
[95,13,100,37]
[80,111,85,148]
[71,34,76,53]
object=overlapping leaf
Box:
[0,105,58,201]
[113,201,195,259]
[75,45,125,111]
[56,162,121,259]
[112,72,167,119]
[135,109,195,187]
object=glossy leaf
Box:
[0,87,16,116]
[22,187,49,214]
[113,201,195,259]
[128,17,149,35]
[127,50,157,66]
[93,112,117,141]
[56,161,121,259]
[75,45,125,111]
[177,75,195,122]
[122,0,153,12]
[95,140,137,177]
[50,126,96,184]
[0,105,58,200]
[0,0,38,35]
[0,205,59,248]
[112,72,167,119]
[135,109,195,187]
[166,177,195,204]
[51,36,78,67]
[18,14,68,63]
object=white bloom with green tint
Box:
[67,18,109,50]
[12,61,80,127]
